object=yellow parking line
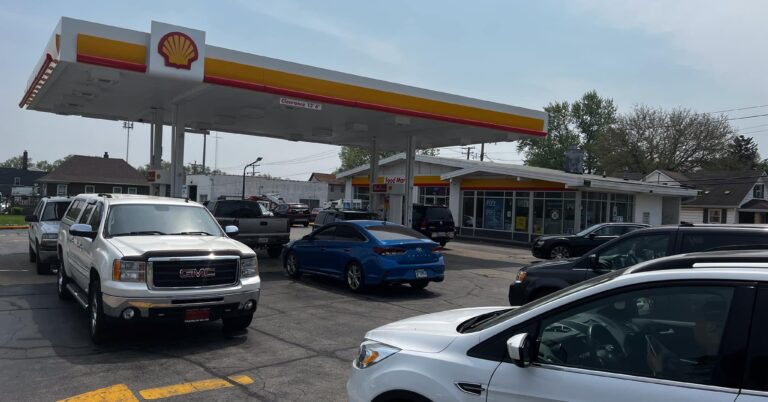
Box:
[57,384,139,402]
[139,375,254,400]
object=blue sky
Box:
[1,0,767,177]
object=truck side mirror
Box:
[224,225,239,237]
[507,333,532,368]
[70,223,96,240]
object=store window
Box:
[462,191,475,227]
[353,186,370,207]
[610,193,634,223]
[460,190,534,234]
[482,192,504,230]
[419,186,449,206]
[515,193,530,232]
[533,192,577,235]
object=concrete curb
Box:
[0,225,28,230]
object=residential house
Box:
[309,172,344,202]
[644,170,768,224]
[37,154,149,196]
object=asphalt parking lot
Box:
[0,227,533,401]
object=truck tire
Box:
[267,246,282,258]
[58,259,72,300]
[89,279,110,344]
[35,242,50,275]
[29,244,36,263]
[223,313,253,332]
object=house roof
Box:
[608,171,646,181]
[308,172,342,185]
[0,167,47,197]
[36,155,148,186]
[741,199,768,211]
[658,170,691,184]
[680,170,764,207]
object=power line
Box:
[708,104,768,114]
[737,123,768,131]
[727,113,768,121]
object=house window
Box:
[127,187,137,194]
[112,186,122,193]
[709,209,722,224]
[13,177,20,185]
[84,185,95,194]
[754,184,764,199]
[56,184,67,196]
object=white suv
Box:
[348,250,768,401]
[27,196,72,274]
[57,194,260,343]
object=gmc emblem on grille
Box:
[179,268,216,278]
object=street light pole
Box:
[242,157,263,199]
[122,121,134,163]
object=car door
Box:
[323,225,367,277]
[583,232,673,280]
[294,225,337,274]
[29,200,43,245]
[487,281,753,402]
[61,199,87,286]
[70,201,97,283]
[737,284,768,401]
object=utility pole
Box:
[122,121,134,163]
[480,143,485,161]
[461,146,475,160]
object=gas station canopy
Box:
[21,17,547,151]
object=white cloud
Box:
[237,1,406,66]
[571,0,768,95]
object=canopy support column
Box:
[170,104,185,198]
[150,110,163,196]
[369,136,379,217]
[403,135,415,226]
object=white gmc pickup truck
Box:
[57,194,260,343]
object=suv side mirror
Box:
[224,225,239,236]
[25,215,39,223]
[507,333,532,368]
[588,232,597,240]
[70,223,96,239]
[589,254,599,268]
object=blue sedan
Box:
[282,220,445,292]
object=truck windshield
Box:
[105,204,223,237]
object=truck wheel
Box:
[29,244,36,262]
[410,280,429,290]
[267,246,282,258]
[223,313,253,332]
[58,260,72,300]
[35,243,50,275]
[284,251,301,279]
[89,279,110,344]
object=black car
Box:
[273,203,311,226]
[509,223,768,305]
[532,222,649,259]
[412,205,455,247]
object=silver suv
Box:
[27,196,72,274]
[57,194,260,343]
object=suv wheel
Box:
[345,262,365,293]
[58,260,72,300]
[29,244,36,263]
[549,244,571,259]
[35,242,50,275]
[284,251,301,279]
[89,279,109,343]
[267,246,282,258]
[223,313,254,332]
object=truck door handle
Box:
[260,222,268,226]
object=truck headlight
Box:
[515,270,527,283]
[41,233,58,245]
[354,340,400,369]
[112,260,146,282]
[240,257,259,278]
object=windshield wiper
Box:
[172,231,214,236]
[457,309,514,333]
[111,230,167,236]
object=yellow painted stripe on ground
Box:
[57,384,138,402]
[204,57,545,132]
[76,34,146,65]
[138,375,254,400]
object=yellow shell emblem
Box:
[158,32,198,70]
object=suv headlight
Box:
[515,270,527,283]
[240,257,259,278]
[41,233,58,245]
[112,260,146,282]
[354,340,400,369]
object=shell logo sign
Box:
[157,31,198,69]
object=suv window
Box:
[426,207,453,221]
[537,285,735,386]
[40,201,70,221]
[65,200,85,221]
[78,203,95,224]
[680,232,768,253]
[87,203,103,230]
[215,201,262,218]
[596,233,671,270]
[594,226,624,236]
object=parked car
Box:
[310,207,322,222]
[205,199,289,258]
[58,194,260,343]
[313,209,376,227]
[26,196,72,274]
[509,223,768,305]
[282,221,444,292]
[532,222,649,259]
[412,204,455,247]
[348,250,768,402]
[273,203,311,226]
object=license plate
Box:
[258,238,269,244]
[415,269,428,278]
[184,308,210,323]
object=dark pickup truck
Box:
[206,200,290,258]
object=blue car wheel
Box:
[285,251,301,279]
[345,262,365,293]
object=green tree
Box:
[0,155,30,169]
[570,91,617,173]
[34,155,73,171]
[706,135,761,170]
[595,106,734,174]
[137,161,223,176]
[517,101,581,170]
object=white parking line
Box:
[0,269,29,272]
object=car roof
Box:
[72,194,203,207]
[43,196,72,202]
[625,249,768,274]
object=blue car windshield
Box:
[367,225,428,241]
